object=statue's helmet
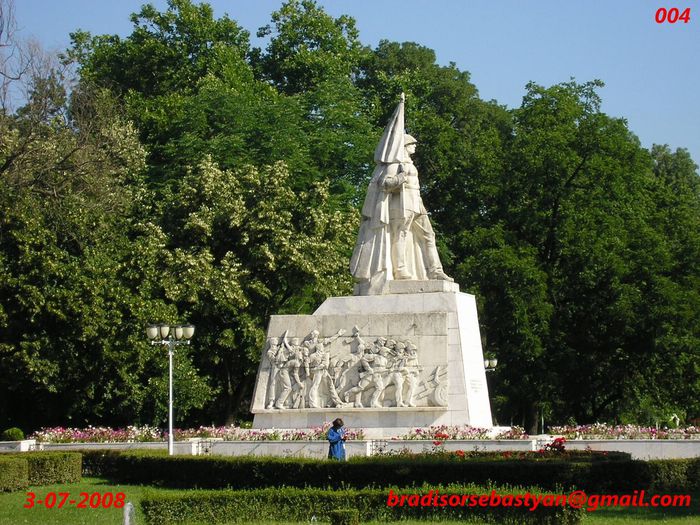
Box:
[404,133,418,146]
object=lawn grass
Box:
[0,477,154,525]
[0,478,696,524]
[582,494,699,525]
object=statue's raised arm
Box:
[349,93,453,295]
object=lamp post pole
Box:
[146,323,195,456]
[484,357,498,425]
[168,339,174,455]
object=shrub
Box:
[13,453,82,485]
[329,509,359,525]
[687,457,700,491]
[140,485,584,525]
[82,449,700,493]
[0,457,28,492]
[645,459,693,492]
[1,427,25,441]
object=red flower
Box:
[455,450,465,457]
[433,441,443,446]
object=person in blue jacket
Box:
[327,418,347,460]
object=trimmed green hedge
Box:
[140,485,585,525]
[0,456,28,492]
[10,452,82,485]
[645,459,697,492]
[81,449,699,493]
[329,508,359,525]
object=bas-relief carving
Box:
[262,327,447,410]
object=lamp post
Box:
[483,356,498,425]
[146,323,195,455]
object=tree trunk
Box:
[224,373,253,425]
[524,401,539,435]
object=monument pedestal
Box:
[251,283,492,438]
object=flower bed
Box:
[399,425,529,440]
[29,426,162,443]
[29,423,364,443]
[548,423,700,440]
[29,423,699,444]
[176,422,365,441]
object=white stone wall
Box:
[0,439,36,452]
[564,439,700,460]
[6,439,698,459]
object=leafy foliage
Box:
[0,457,28,492]
[12,452,82,485]
[1,427,24,440]
[0,0,697,431]
[140,485,584,525]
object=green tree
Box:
[7,0,695,430]
[456,81,700,430]
[253,0,366,96]
[67,0,365,423]
[160,158,355,423]
[69,0,250,98]
[0,68,215,428]
[252,1,377,200]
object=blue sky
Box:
[14,0,700,165]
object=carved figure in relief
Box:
[333,326,369,395]
[305,329,345,408]
[342,344,372,407]
[274,336,306,409]
[263,326,436,410]
[265,337,282,409]
[344,346,390,408]
[371,337,387,354]
[386,341,408,407]
[404,342,422,407]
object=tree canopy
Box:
[1,0,698,432]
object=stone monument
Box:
[251,94,492,437]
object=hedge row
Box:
[0,456,28,492]
[22,452,82,485]
[140,485,585,525]
[81,449,699,493]
[3,453,82,487]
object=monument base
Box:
[353,278,460,296]
[251,287,492,438]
